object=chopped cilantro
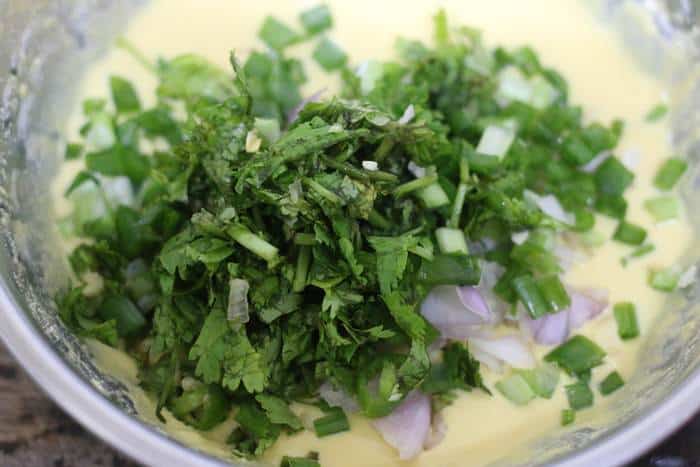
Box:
[55,6,640,459]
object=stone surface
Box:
[0,341,695,467]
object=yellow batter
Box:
[56,0,694,466]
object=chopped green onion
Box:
[620,243,655,266]
[613,302,639,340]
[573,208,595,232]
[654,158,688,191]
[281,457,321,467]
[313,407,350,437]
[417,254,481,286]
[644,196,681,222]
[545,335,607,375]
[259,16,301,50]
[562,135,594,166]
[612,221,647,246]
[648,267,680,292]
[561,408,576,426]
[476,124,516,158]
[580,230,606,248]
[595,194,627,220]
[594,157,634,197]
[537,275,571,313]
[496,66,532,104]
[517,364,560,399]
[599,371,625,396]
[415,183,450,209]
[495,373,536,406]
[645,103,668,122]
[513,275,549,319]
[435,227,469,256]
[299,4,332,35]
[312,37,348,71]
[565,381,594,411]
[529,75,559,109]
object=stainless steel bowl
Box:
[2,1,700,466]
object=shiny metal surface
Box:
[1,1,700,466]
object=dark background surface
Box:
[0,342,695,467]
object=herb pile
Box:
[56,6,688,464]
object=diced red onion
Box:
[469,334,536,370]
[319,382,360,413]
[421,286,486,340]
[456,286,492,322]
[526,309,569,346]
[521,288,608,346]
[373,391,431,460]
[568,288,607,331]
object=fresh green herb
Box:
[566,381,593,411]
[645,103,668,122]
[654,158,687,191]
[599,371,625,395]
[495,374,536,406]
[613,302,639,340]
[545,335,607,375]
[644,196,681,222]
[313,408,350,437]
[55,8,636,458]
[612,221,647,246]
[648,267,680,292]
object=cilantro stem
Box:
[227,224,280,266]
[321,155,397,183]
[294,233,316,246]
[368,209,391,230]
[303,178,344,205]
[373,137,395,162]
[448,183,468,228]
[394,174,438,198]
[293,246,311,292]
